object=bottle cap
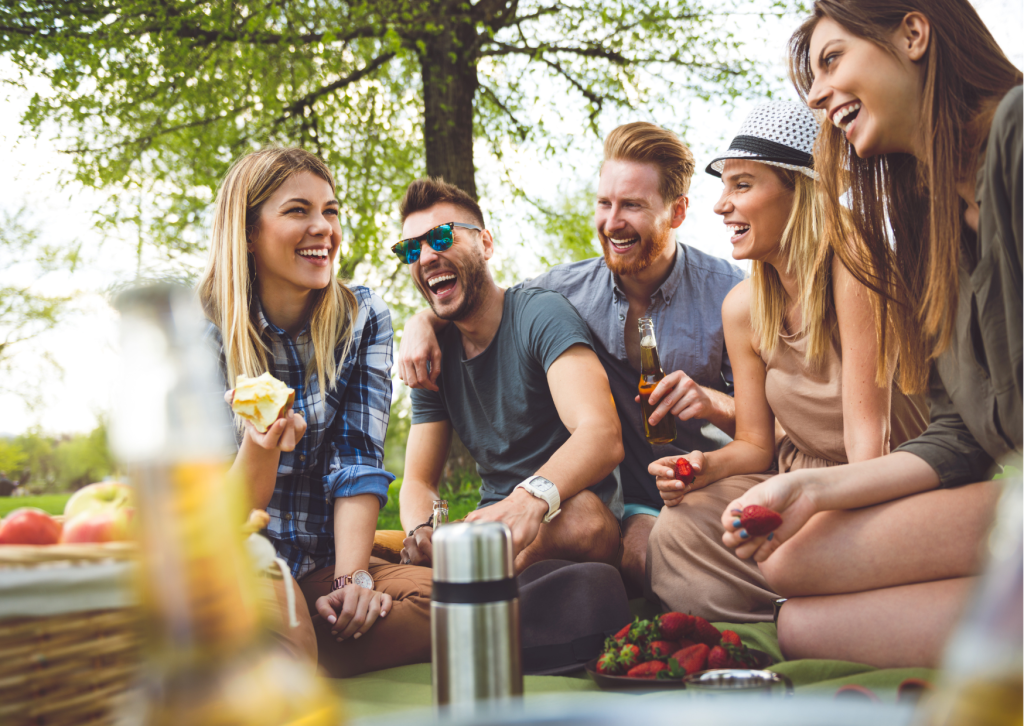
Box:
[432,522,514,583]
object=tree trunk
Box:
[418,10,479,198]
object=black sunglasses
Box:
[391,221,481,264]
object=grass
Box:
[0,494,72,517]
[376,478,480,531]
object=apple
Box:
[64,481,133,519]
[231,372,296,433]
[0,507,63,545]
[61,508,135,544]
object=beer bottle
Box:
[111,284,339,726]
[638,316,677,445]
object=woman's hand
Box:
[225,390,307,452]
[720,469,821,562]
[315,585,392,641]
[649,452,708,507]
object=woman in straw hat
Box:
[199,147,431,676]
[647,101,925,625]
[722,0,1020,668]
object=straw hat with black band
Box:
[705,101,820,180]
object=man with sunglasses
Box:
[399,123,745,597]
[395,178,625,573]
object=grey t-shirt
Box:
[411,287,621,514]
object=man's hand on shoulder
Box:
[398,310,446,391]
[464,488,549,557]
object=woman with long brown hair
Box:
[720,0,1021,667]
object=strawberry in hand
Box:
[674,457,695,486]
[739,505,783,537]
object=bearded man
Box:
[395,178,625,574]
[400,123,743,594]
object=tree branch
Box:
[274,51,397,124]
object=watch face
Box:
[532,478,554,493]
[352,570,374,589]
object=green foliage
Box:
[0,494,72,517]
[0,439,27,475]
[528,186,601,268]
[2,422,118,494]
[375,476,481,531]
[0,0,793,285]
[0,208,76,399]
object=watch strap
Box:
[515,476,561,523]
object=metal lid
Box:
[432,522,514,583]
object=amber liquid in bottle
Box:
[638,316,677,445]
[112,284,339,726]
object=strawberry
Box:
[657,612,694,641]
[690,616,722,646]
[708,645,743,670]
[739,505,783,537]
[673,457,695,485]
[720,630,742,647]
[612,623,632,644]
[647,640,675,659]
[674,638,696,650]
[619,643,642,669]
[596,651,622,676]
[626,660,667,679]
[671,643,710,675]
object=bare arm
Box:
[331,493,379,579]
[669,282,774,488]
[465,344,624,553]
[225,394,307,510]
[722,451,940,561]
[834,256,893,463]
[397,309,449,391]
[398,420,452,533]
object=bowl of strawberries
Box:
[586,612,773,689]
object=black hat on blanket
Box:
[518,559,632,676]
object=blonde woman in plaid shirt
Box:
[199,147,431,677]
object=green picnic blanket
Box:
[327,607,937,721]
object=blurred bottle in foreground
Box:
[915,476,1023,726]
[111,284,338,726]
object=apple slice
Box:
[231,372,296,433]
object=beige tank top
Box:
[762,329,927,470]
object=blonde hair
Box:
[603,122,696,201]
[198,147,358,394]
[749,167,835,366]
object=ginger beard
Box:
[414,244,489,322]
[599,222,673,277]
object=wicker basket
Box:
[0,542,141,726]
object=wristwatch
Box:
[514,475,561,523]
[332,569,374,592]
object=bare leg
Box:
[514,490,620,573]
[620,514,655,598]
[760,481,1000,597]
[777,577,976,668]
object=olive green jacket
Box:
[897,86,1023,486]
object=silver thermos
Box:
[431,521,523,712]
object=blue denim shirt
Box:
[208,286,395,578]
[522,242,744,508]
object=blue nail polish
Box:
[732,519,742,528]
[739,529,749,539]
[730,509,742,515]
[767,532,775,541]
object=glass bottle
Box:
[110,284,339,726]
[638,316,677,445]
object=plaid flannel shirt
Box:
[209,286,395,578]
